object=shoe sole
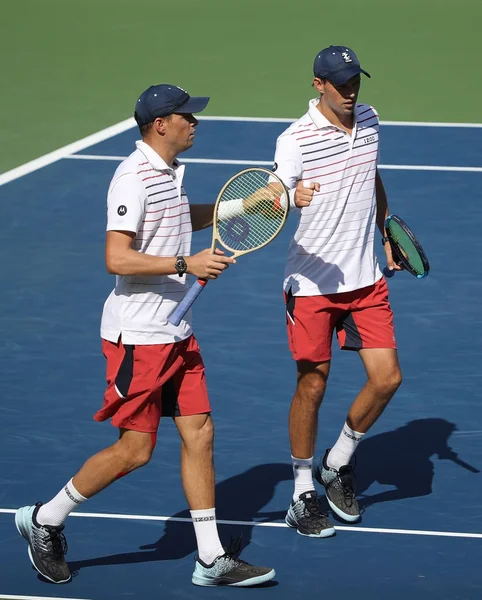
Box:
[192,569,276,587]
[325,495,360,523]
[15,507,71,584]
[285,515,336,538]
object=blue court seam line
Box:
[63,155,482,173]
[198,116,482,128]
[0,595,92,600]
[0,509,480,539]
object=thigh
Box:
[161,335,211,418]
[336,278,397,351]
[285,290,342,362]
[359,347,401,382]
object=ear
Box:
[313,77,325,94]
[153,117,168,135]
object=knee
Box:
[372,368,402,399]
[297,370,328,406]
[116,439,154,472]
[182,417,214,454]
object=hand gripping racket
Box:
[382,214,430,279]
[168,167,289,326]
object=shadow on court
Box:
[67,462,291,577]
[254,418,479,524]
[357,418,479,509]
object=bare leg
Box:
[174,413,215,509]
[73,429,155,498]
[289,361,331,459]
[347,348,402,433]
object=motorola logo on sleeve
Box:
[117,205,127,216]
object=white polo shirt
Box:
[100,140,193,345]
[274,99,383,296]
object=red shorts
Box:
[285,278,396,363]
[94,334,211,433]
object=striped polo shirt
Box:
[101,140,192,345]
[274,98,383,296]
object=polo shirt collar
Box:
[308,98,361,131]
[135,140,181,172]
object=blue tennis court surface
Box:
[0,118,481,600]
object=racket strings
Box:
[388,222,426,276]
[216,170,287,253]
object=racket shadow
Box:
[67,462,292,575]
[355,418,479,509]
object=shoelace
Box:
[36,524,68,560]
[338,466,356,505]
[301,495,329,522]
[220,536,248,566]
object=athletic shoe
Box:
[313,449,360,522]
[285,490,336,537]
[15,503,71,583]
[192,538,275,587]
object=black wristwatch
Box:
[381,236,390,245]
[174,255,187,277]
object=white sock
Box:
[190,508,224,565]
[327,423,365,470]
[36,479,87,527]
[292,456,315,502]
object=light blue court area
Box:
[0,118,481,600]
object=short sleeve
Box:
[106,173,146,233]
[273,133,303,190]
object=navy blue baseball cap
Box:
[313,46,370,85]
[134,84,210,125]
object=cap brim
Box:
[176,96,210,114]
[328,66,371,86]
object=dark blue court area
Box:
[1,119,481,599]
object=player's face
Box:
[317,75,361,117]
[165,113,199,153]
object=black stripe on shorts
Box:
[115,345,135,397]
[339,312,362,350]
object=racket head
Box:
[212,167,289,256]
[385,214,430,278]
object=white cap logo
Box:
[341,51,352,63]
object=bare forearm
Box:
[106,248,178,276]
[190,204,215,231]
[375,169,389,236]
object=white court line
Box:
[64,154,482,173]
[0,117,136,187]
[0,596,93,600]
[1,115,481,187]
[1,508,481,539]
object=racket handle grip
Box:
[168,279,207,326]
[383,266,395,278]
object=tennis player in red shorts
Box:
[15,84,275,588]
[272,45,403,537]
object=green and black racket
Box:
[383,214,430,279]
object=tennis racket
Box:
[382,214,430,279]
[168,167,289,326]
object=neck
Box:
[142,136,177,167]
[317,99,354,133]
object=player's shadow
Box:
[262,418,479,524]
[67,462,291,578]
[356,418,479,510]
[285,242,345,295]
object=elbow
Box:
[105,253,127,275]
